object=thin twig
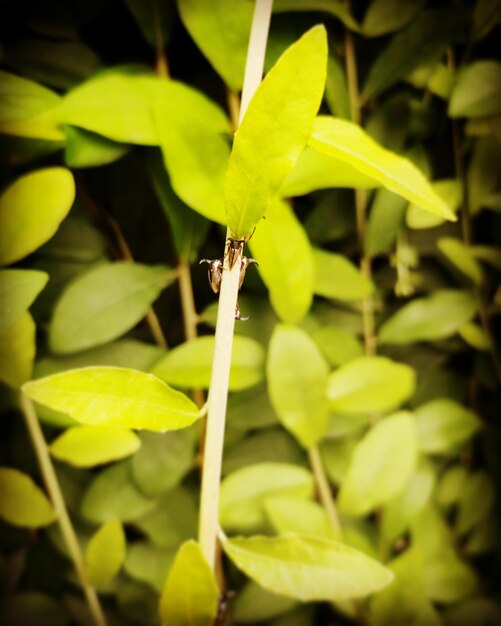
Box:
[308,446,341,537]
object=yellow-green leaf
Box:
[0,467,56,527]
[0,312,36,389]
[313,248,374,301]
[85,519,126,587]
[0,269,48,338]
[159,540,219,626]
[22,367,200,432]
[225,25,328,239]
[308,116,455,220]
[449,61,501,119]
[0,167,75,266]
[438,237,483,285]
[406,179,461,229]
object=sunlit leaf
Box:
[219,462,314,533]
[221,532,393,601]
[225,25,327,239]
[361,0,426,37]
[339,412,418,516]
[0,167,75,266]
[85,519,126,587]
[309,117,454,220]
[0,269,48,338]
[406,179,461,229]
[49,261,174,354]
[23,367,200,432]
[449,61,501,118]
[0,313,36,389]
[438,237,484,285]
[313,248,374,301]
[265,496,334,539]
[50,425,141,467]
[267,324,329,448]
[327,356,416,415]
[159,540,219,626]
[311,324,364,367]
[0,467,56,527]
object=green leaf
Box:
[125,0,173,49]
[85,519,126,587]
[155,83,230,224]
[435,465,467,509]
[313,248,374,301]
[0,167,75,266]
[467,136,501,214]
[414,399,482,455]
[311,324,364,367]
[131,428,197,497]
[265,496,335,539]
[81,460,156,523]
[125,541,176,591]
[456,471,496,536]
[407,179,461,229]
[458,322,490,351]
[50,425,141,467]
[379,290,479,344]
[0,467,56,527]
[361,0,426,37]
[64,126,129,168]
[267,324,329,448]
[177,0,253,91]
[309,117,454,220]
[233,580,298,624]
[0,312,36,389]
[0,592,69,626]
[273,0,359,31]
[219,462,314,533]
[225,25,328,239]
[49,261,174,354]
[366,189,407,257]
[248,198,314,324]
[22,366,200,432]
[325,52,351,120]
[449,61,501,118]
[0,269,48,338]
[438,237,484,285]
[159,540,219,626]
[221,532,393,601]
[339,412,418,516]
[152,335,264,391]
[327,356,416,415]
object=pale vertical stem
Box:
[344,18,376,356]
[198,0,274,569]
[20,395,106,626]
[308,446,341,536]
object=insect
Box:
[199,258,224,294]
[215,590,236,624]
[226,238,245,270]
[238,256,259,290]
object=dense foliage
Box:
[0,0,500,625]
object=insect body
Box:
[226,238,245,270]
[199,258,223,294]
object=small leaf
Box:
[50,425,141,467]
[232,580,298,624]
[0,312,36,389]
[407,179,461,230]
[327,356,416,415]
[311,325,363,367]
[339,412,418,516]
[438,237,483,284]
[273,0,359,31]
[219,462,314,533]
[458,322,490,351]
[325,52,351,120]
[313,248,374,301]
[22,367,200,432]
[361,0,426,37]
[265,496,335,539]
[64,126,128,168]
[379,290,479,344]
[267,324,329,448]
[0,269,48,338]
[414,399,482,455]
[309,117,454,220]
[456,471,496,536]
[85,519,126,587]
[225,25,328,239]
[0,167,75,266]
[449,61,501,118]
[366,189,407,256]
[49,261,174,354]
[221,532,393,601]
[125,541,176,591]
[159,540,219,626]
[0,467,56,527]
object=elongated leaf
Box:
[219,462,314,533]
[155,84,230,224]
[339,412,418,516]
[125,0,173,49]
[177,0,253,91]
[232,580,298,624]
[327,356,416,415]
[267,325,329,449]
[0,313,36,389]
[325,52,351,120]
[309,117,454,220]
[436,465,467,509]
[49,262,174,354]
[438,237,483,284]
[64,126,129,168]
[22,367,200,432]
[414,399,482,455]
[406,179,461,230]
[458,322,490,351]
[221,533,393,601]
[85,519,126,587]
[311,324,363,367]
[159,540,219,626]
[152,335,264,391]
[0,167,75,266]
[0,467,56,527]
[379,290,479,344]
[456,471,496,536]
[0,269,48,338]
[313,248,374,301]
[361,0,426,37]
[225,26,327,239]
[50,425,141,467]
[449,61,501,118]
[249,198,314,324]
[273,0,359,31]
[124,541,176,591]
[366,189,407,256]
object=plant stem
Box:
[308,446,341,537]
[198,0,273,570]
[344,18,376,356]
[20,395,107,626]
